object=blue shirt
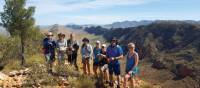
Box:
[106,45,123,64]
[43,38,56,54]
[93,47,101,63]
[126,52,138,72]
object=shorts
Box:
[82,57,90,64]
[101,64,108,72]
[108,63,121,75]
[126,67,139,77]
[93,61,99,66]
[99,60,107,67]
[45,53,55,64]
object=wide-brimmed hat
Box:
[96,40,100,44]
[46,32,53,36]
[82,38,89,43]
[102,44,106,48]
[58,33,65,37]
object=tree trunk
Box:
[20,32,25,65]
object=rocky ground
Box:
[0,62,163,88]
[0,69,29,87]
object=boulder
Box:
[9,70,19,77]
[0,72,9,80]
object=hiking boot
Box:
[117,84,120,88]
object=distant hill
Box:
[66,20,153,30]
[39,24,93,41]
[67,20,200,30]
[65,24,83,30]
[65,24,99,30]
[102,20,153,29]
[84,26,108,35]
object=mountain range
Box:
[83,20,200,88]
[65,20,153,29]
[52,20,200,30]
[102,20,153,29]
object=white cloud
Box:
[26,0,159,15]
[35,13,147,25]
[0,0,162,25]
[65,15,135,25]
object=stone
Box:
[0,72,9,80]
[9,70,19,77]
[63,81,70,86]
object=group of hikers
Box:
[42,32,139,88]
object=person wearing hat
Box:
[42,32,56,74]
[106,37,123,88]
[56,33,67,65]
[81,37,93,75]
[93,40,101,76]
[99,44,109,84]
[67,33,79,70]
[123,43,139,88]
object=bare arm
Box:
[131,52,139,71]
[115,55,123,60]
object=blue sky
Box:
[0,0,200,25]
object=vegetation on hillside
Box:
[84,21,200,88]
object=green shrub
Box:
[69,75,96,88]
[0,27,44,70]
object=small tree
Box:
[0,0,35,65]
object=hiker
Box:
[81,38,93,75]
[106,37,123,88]
[67,33,79,70]
[93,41,101,76]
[123,43,139,88]
[42,32,56,74]
[99,44,109,84]
[56,33,67,65]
